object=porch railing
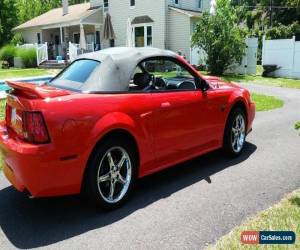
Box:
[69,42,95,62]
[69,42,78,62]
[36,43,48,66]
[17,43,37,49]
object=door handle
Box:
[161,102,171,108]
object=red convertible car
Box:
[0,47,255,209]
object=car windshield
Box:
[49,59,100,91]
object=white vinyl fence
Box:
[262,36,300,79]
[68,42,95,62]
[190,38,258,75]
[36,43,48,65]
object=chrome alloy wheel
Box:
[97,147,132,204]
[231,114,246,153]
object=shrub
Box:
[11,33,25,46]
[17,48,37,68]
[192,0,246,75]
[295,122,300,132]
[0,45,17,66]
[266,22,300,41]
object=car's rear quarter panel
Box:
[39,93,156,186]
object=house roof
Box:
[169,6,202,18]
[131,16,154,25]
[13,3,100,31]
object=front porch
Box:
[41,23,102,61]
[33,6,109,65]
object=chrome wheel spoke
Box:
[117,174,127,185]
[107,152,115,169]
[232,127,238,133]
[117,153,127,171]
[98,173,110,183]
[108,180,115,200]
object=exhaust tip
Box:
[23,189,34,199]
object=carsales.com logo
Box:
[241,231,296,245]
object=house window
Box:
[130,0,135,7]
[37,33,41,44]
[197,0,202,9]
[134,25,152,47]
[104,0,109,8]
[110,39,115,47]
[174,0,179,5]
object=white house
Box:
[13,0,210,64]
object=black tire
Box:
[223,107,247,157]
[85,135,137,210]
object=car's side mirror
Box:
[200,79,210,92]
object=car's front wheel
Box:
[85,137,137,210]
[223,108,247,157]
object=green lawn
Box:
[222,74,300,89]
[251,93,284,111]
[0,68,54,80]
[207,189,300,250]
[199,66,300,89]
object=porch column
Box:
[60,26,64,44]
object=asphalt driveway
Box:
[0,83,299,250]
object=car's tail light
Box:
[22,112,50,144]
[5,104,11,124]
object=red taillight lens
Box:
[5,104,11,124]
[22,112,50,144]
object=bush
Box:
[11,33,25,46]
[0,45,17,66]
[266,22,300,41]
[192,0,246,75]
[17,48,37,68]
[295,122,300,131]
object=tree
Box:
[0,0,18,47]
[192,0,246,75]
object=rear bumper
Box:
[0,122,84,197]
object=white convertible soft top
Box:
[77,47,177,92]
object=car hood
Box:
[202,76,240,89]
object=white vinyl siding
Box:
[90,0,103,8]
[19,27,42,44]
[168,0,210,11]
[167,8,191,61]
[109,0,166,49]
[201,0,210,11]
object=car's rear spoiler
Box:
[6,81,71,99]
